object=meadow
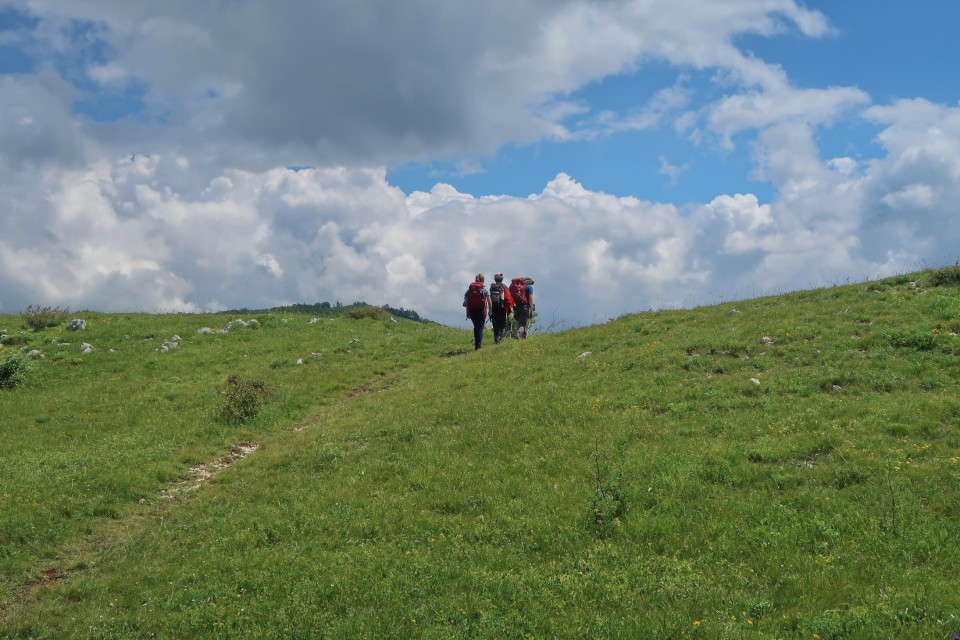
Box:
[1,271,959,638]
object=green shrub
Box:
[928,263,960,286]
[218,374,270,424]
[20,305,69,331]
[887,331,936,351]
[590,452,626,532]
[344,305,392,321]
[0,350,30,389]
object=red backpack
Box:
[464,281,487,311]
[509,277,528,306]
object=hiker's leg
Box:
[515,306,529,338]
[470,309,485,349]
[492,311,506,343]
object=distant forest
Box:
[223,301,431,324]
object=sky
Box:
[1,1,959,328]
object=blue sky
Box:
[388,0,959,203]
[1,1,959,327]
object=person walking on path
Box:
[463,273,491,350]
[489,273,514,344]
[509,276,535,338]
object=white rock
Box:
[67,319,87,331]
[761,336,775,345]
[171,335,181,342]
[309,318,319,324]
[578,351,592,358]
[81,343,93,354]
[197,327,213,334]
[296,358,304,365]
[750,378,761,385]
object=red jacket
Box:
[502,284,515,314]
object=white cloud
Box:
[5,0,834,166]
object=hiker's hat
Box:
[494,273,504,281]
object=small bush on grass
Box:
[218,374,270,424]
[344,305,392,321]
[0,350,30,389]
[928,263,960,286]
[590,450,626,533]
[20,305,69,331]
[887,331,936,351]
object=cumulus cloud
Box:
[4,110,959,328]
[5,0,833,165]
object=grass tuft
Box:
[19,305,69,331]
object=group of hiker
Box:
[463,273,535,350]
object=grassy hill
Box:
[1,272,959,638]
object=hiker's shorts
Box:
[514,305,530,326]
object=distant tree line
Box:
[221,301,432,323]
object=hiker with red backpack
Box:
[489,273,515,344]
[509,276,535,338]
[463,273,492,350]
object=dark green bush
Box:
[218,374,270,424]
[20,305,69,331]
[928,263,960,286]
[0,350,30,389]
[344,305,392,321]
[887,331,936,351]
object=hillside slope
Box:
[2,274,960,638]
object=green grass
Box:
[2,271,960,638]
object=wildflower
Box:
[692,620,701,626]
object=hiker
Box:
[489,273,515,344]
[463,273,491,350]
[509,276,535,338]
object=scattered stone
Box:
[389,317,398,323]
[197,327,213,334]
[81,343,93,354]
[26,349,43,359]
[832,384,842,391]
[67,319,87,331]
[171,335,181,342]
[160,341,179,352]
[109,349,116,353]
[309,318,319,324]
[296,358,304,365]
[348,338,360,344]
[311,352,322,357]
[761,336,775,345]
[750,377,761,385]
[217,329,230,334]
[578,351,592,358]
